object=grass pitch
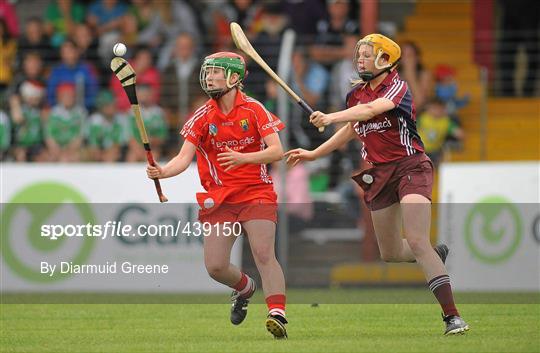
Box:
[1,289,539,353]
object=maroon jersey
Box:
[346,70,424,164]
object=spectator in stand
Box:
[114,7,139,50]
[8,52,47,101]
[124,0,166,52]
[230,0,263,32]
[328,34,359,112]
[153,0,204,70]
[44,0,86,47]
[126,83,166,162]
[87,0,127,36]
[251,3,288,61]
[87,0,128,66]
[290,46,330,149]
[111,8,140,58]
[71,23,102,78]
[282,0,326,43]
[45,82,86,162]
[310,0,359,71]
[434,64,470,124]
[47,39,98,110]
[9,80,47,162]
[160,32,201,131]
[72,23,99,65]
[264,77,313,149]
[210,0,263,51]
[247,3,288,100]
[263,79,278,113]
[7,53,49,161]
[327,34,360,189]
[86,90,126,162]
[0,109,9,160]
[498,0,539,96]
[291,47,330,110]
[16,17,57,70]
[0,0,19,37]
[417,98,464,167]
[0,19,17,93]
[398,41,433,111]
[110,45,160,112]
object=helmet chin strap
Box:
[209,86,234,99]
[208,71,238,99]
[359,69,387,82]
[359,57,400,82]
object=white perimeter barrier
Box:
[438,162,540,291]
[1,163,242,293]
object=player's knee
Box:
[205,263,227,280]
[251,246,274,266]
[380,251,400,263]
[407,237,430,256]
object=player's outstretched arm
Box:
[147,140,197,179]
[217,132,283,171]
[285,123,356,166]
[310,98,396,128]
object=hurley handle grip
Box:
[297,100,324,133]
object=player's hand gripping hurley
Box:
[230,22,324,133]
[110,57,168,202]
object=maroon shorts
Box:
[352,153,433,211]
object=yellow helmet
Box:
[354,33,401,71]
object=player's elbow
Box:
[362,104,377,121]
[269,144,284,162]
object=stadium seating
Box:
[397,0,539,163]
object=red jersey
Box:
[180,91,284,191]
[346,70,424,164]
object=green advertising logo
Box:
[464,195,522,264]
[1,182,96,282]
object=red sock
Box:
[428,275,459,316]
[266,294,286,318]
[232,273,247,291]
[232,273,255,298]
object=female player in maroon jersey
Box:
[147,52,288,339]
[285,34,469,335]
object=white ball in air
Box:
[113,43,127,57]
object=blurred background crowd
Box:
[0,0,538,187]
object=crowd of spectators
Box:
[1,0,468,190]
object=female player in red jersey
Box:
[147,52,288,339]
[285,34,469,335]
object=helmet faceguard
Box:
[200,52,247,99]
[353,34,401,82]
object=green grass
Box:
[3,288,538,304]
[1,290,539,353]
